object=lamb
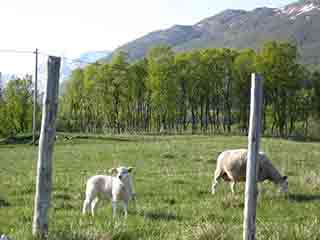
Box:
[82,166,136,218]
[0,235,11,240]
[211,149,288,194]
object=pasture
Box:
[0,135,320,239]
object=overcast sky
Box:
[0,0,294,74]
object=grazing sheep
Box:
[82,166,136,218]
[211,149,288,194]
[0,235,10,240]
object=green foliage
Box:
[233,49,257,133]
[0,75,36,137]
[257,41,312,137]
[147,46,178,130]
[57,41,320,138]
[312,71,320,116]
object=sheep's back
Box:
[87,175,113,198]
[217,149,248,181]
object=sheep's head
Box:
[109,166,134,181]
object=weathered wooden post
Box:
[243,73,263,240]
[32,48,39,145]
[32,56,61,238]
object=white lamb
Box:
[82,166,136,218]
[0,235,10,240]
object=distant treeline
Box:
[1,41,320,138]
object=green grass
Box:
[1,135,320,239]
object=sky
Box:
[0,0,295,75]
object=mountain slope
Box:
[106,0,320,66]
[60,50,111,80]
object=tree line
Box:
[1,41,320,138]
[0,75,41,137]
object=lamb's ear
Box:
[282,176,288,181]
[109,168,117,175]
[127,167,134,173]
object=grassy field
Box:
[1,135,320,240]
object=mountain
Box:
[32,50,110,94]
[0,50,111,96]
[106,0,320,67]
[60,50,111,80]
[0,73,23,90]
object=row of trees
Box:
[0,75,41,137]
[0,41,319,138]
[58,41,320,137]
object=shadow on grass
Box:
[54,193,72,200]
[140,210,182,221]
[221,200,244,209]
[198,190,210,196]
[0,134,35,145]
[54,202,77,211]
[49,231,140,240]
[70,135,135,142]
[164,198,176,205]
[48,231,97,240]
[0,198,10,208]
[288,193,320,203]
[0,133,149,146]
[112,232,140,240]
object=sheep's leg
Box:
[123,200,129,218]
[91,197,99,216]
[82,193,94,215]
[83,184,97,215]
[211,169,222,194]
[225,171,236,194]
[112,201,117,218]
[132,195,137,212]
[230,182,236,194]
[82,199,90,215]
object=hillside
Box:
[105,0,320,67]
[60,50,111,80]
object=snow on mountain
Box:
[275,0,320,18]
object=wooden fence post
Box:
[32,56,61,238]
[243,73,263,240]
[32,48,39,145]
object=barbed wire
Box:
[0,49,103,66]
[38,51,103,66]
[0,49,34,54]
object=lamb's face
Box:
[110,166,134,181]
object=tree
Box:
[109,51,131,134]
[0,75,34,136]
[233,49,257,134]
[147,46,177,132]
[59,68,85,131]
[257,41,302,137]
[128,59,149,132]
[312,71,320,117]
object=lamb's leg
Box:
[112,201,117,218]
[230,182,236,194]
[211,169,222,194]
[123,200,129,218]
[82,197,92,215]
[82,186,96,215]
[91,197,99,216]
